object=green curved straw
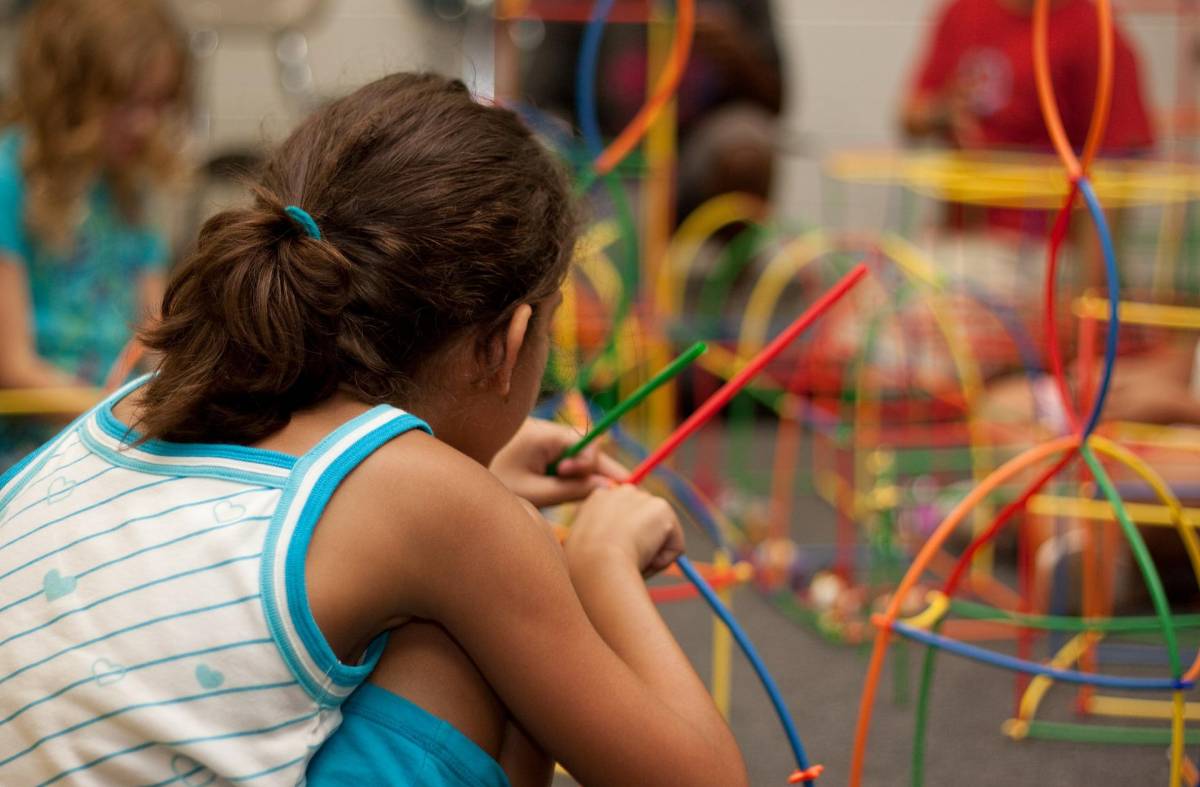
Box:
[911,619,943,787]
[1081,444,1182,679]
[548,341,707,476]
[1023,720,1200,746]
[911,446,1187,786]
[697,223,770,324]
[695,223,766,492]
[947,599,1200,634]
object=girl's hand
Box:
[489,418,625,508]
[566,484,685,578]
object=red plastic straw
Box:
[625,264,869,485]
[941,449,1077,597]
[1043,182,1082,435]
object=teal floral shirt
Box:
[0,128,167,467]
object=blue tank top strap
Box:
[260,404,432,707]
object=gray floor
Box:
[554,487,1182,786]
[545,419,1191,786]
[654,578,1172,786]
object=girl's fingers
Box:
[558,445,626,479]
[521,475,599,508]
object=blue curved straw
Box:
[607,423,812,778]
[1077,177,1120,437]
[571,3,812,775]
[558,421,811,777]
[891,621,1192,690]
[576,0,615,161]
[676,554,815,781]
[511,101,576,153]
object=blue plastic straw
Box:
[891,621,1192,690]
[576,0,615,161]
[1077,177,1120,437]
[676,555,815,781]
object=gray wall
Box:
[0,1,1188,231]
[770,0,1184,227]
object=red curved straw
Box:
[941,449,1077,597]
[1042,183,1082,434]
[625,264,869,485]
[851,3,1119,782]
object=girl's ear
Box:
[495,304,533,397]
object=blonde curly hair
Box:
[6,0,191,250]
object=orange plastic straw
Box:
[1079,0,1114,173]
[1033,0,1113,178]
[593,0,695,175]
[849,435,1080,786]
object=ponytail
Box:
[139,189,353,443]
[137,72,576,445]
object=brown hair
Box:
[7,0,191,247]
[138,73,576,444]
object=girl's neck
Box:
[114,384,498,467]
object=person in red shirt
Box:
[902,0,1154,154]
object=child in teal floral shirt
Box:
[0,0,190,468]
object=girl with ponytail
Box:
[0,73,746,786]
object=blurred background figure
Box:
[900,0,1155,234]
[0,0,191,468]
[520,0,784,222]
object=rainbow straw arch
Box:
[848,1,1200,785]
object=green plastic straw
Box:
[948,599,1200,634]
[548,341,707,475]
[911,619,944,787]
[1024,720,1200,746]
[1081,444,1182,679]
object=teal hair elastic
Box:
[283,205,322,240]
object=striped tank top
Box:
[0,377,431,785]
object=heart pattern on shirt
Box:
[212,500,246,523]
[170,754,216,787]
[42,569,77,601]
[91,658,127,686]
[195,664,225,689]
[46,476,76,505]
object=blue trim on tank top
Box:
[285,413,432,688]
[259,405,431,706]
[79,427,292,490]
[95,387,297,470]
[0,374,146,515]
[0,442,42,494]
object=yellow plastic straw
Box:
[1075,296,1200,330]
[0,387,102,415]
[1028,495,1200,528]
[1005,632,1102,739]
[901,591,952,632]
[1088,695,1200,722]
[658,193,766,318]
